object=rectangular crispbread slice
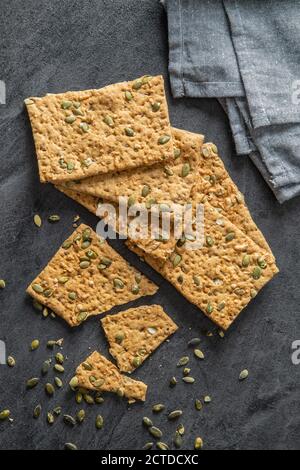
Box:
[101,305,178,373]
[126,202,279,330]
[25,75,173,183]
[60,128,204,206]
[75,351,147,402]
[26,224,158,327]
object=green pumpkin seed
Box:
[46,340,56,348]
[168,410,183,420]
[69,376,79,390]
[0,409,10,421]
[217,301,226,311]
[157,442,169,450]
[169,376,177,387]
[177,356,189,367]
[32,299,43,311]
[73,101,81,109]
[195,399,203,411]
[182,376,195,384]
[41,360,51,375]
[76,311,87,323]
[32,283,43,294]
[225,232,236,242]
[194,437,203,450]
[242,255,251,267]
[252,266,262,280]
[45,383,55,396]
[103,115,114,127]
[188,338,201,347]
[86,249,98,259]
[143,416,153,427]
[33,214,42,227]
[132,356,141,368]
[95,414,104,429]
[64,442,78,451]
[239,369,249,381]
[115,332,125,344]
[152,404,165,413]
[100,257,112,268]
[80,260,90,269]
[47,412,54,425]
[80,122,89,133]
[151,102,161,112]
[177,423,185,436]
[143,442,154,450]
[206,302,214,315]
[7,356,15,367]
[53,406,62,416]
[84,393,95,404]
[30,339,40,351]
[182,163,190,177]
[76,409,85,423]
[194,349,205,360]
[33,404,42,419]
[204,395,211,403]
[142,75,152,84]
[183,367,191,376]
[43,288,54,297]
[125,91,133,101]
[62,240,72,250]
[65,115,76,124]
[26,377,40,389]
[158,134,171,145]
[54,364,64,373]
[206,236,214,247]
[73,107,83,116]
[127,195,135,207]
[132,79,143,90]
[125,127,134,137]
[67,161,75,172]
[48,214,60,223]
[174,148,181,158]
[55,353,64,366]
[58,276,69,285]
[95,395,104,404]
[63,414,76,426]
[75,392,83,404]
[142,185,151,197]
[174,432,183,448]
[54,377,63,388]
[113,278,124,289]
[61,100,72,109]
[258,257,267,269]
[172,253,182,267]
[149,426,163,439]
[42,307,49,318]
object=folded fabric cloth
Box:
[163,0,300,203]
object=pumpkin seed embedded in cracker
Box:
[252,266,262,280]
[182,163,190,177]
[158,134,171,145]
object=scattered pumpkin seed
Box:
[62,240,72,250]
[55,352,64,364]
[143,416,153,427]
[131,284,140,294]
[225,232,236,242]
[252,266,262,280]
[54,364,64,373]
[195,399,203,411]
[169,376,177,387]
[125,127,134,137]
[33,214,42,227]
[68,291,77,301]
[76,409,85,424]
[149,426,163,439]
[194,349,205,360]
[158,134,171,145]
[67,161,75,172]
[182,163,190,177]
[65,115,76,124]
[177,424,185,436]
[152,404,165,413]
[168,410,183,420]
[204,395,211,403]
[84,393,95,404]
[188,338,201,347]
[80,260,91,269]
[174,432,183,448]
[54,377,63,388]
[45,383,55,396]
[95,395,104,404]
[115,332,125,344]
[48,214,60,223]
[251,289,258,298]
[182,376,195,384]
[64,442,78,451]
[239,369,249,381]
[42,307,49,318]
[127,195,135,207]
[75,392,83,404]
[103,115,114,127]
[53,406,62,416]
[47,412,54,425]
[151,102,161,112]
[95,414,104,429]
[147,327,157,335]
[177,356,189,367]
[41,360,51,375]
[62,414,75,426]
[0,409,10,421]
[143,442,153,450]
[26,377,39,389]
[194,437,203,450]
[33,404,42,419]
[157,442,169,450]
[183,367,191,376]
[43,288,54,297]
[7,356,15,367]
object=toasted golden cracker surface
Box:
[26,224,158,326]
[26,76,173,183]
[101,305,178,373]
[76,351,147,401]
[61,128,204,206]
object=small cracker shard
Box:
[126,202,279,330]
[76,351,147,402]
[26,224,158,327]
[26,76,173,183]
[101,305,178,373]
[60,127,204,206]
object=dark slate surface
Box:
[0,0,299,451]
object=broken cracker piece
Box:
[26,224,158,327]
[26,75,173,183]
[101,305,178,373]
[76,351,147,402]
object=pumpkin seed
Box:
[242,255,251,267]
[55,352,64,364]
[143,442,154,450]
[64,442,78,451]
[65,115,76,124]
[76,409,85,423]
[132,356,141,368]
[113,278,124,289]
[143,416,153,427]
[42,307,49,318]
[53,406,62,416]
[75,392,83,404]
[67,161,75,172]
[77,311,87,322]
[54,377,63,388]
[95,414,104,429]
[252,266,262,280]
[258,257,267,269]
[142,185,151,197]
[58,276,69,284]
[204,395,211,403]
[63,414,76,426]
[152,404,165,413]
[239,369,249,381]
[131,284,140,295]
[127,195,135,207]
[34,214,42,227]
[206,236,214,247]
[132,79,143,90]
[95,395,104,404]
[195,399,203,411]
[218,330,225,338]
[54,364,64,373]
[182,376,195,384]
[61,100,72,109]
[7,356,15,367]
[217,301,226,311]
[99,257,112,268]
[183,367,191,376]
[157,442,169,450]
[45,383,55,396]
[169,376,177,387]
[62,240,72,250]
[151,101,161,112]
[33,404,42,419]
[125,127,134,137]
[80,260,90,269]
[80,122,89,133]
[177,356,189,367]
[149,426,163,439]
[69,376,79,390]
[158,135,171,145]
[188,338,201,347]
[174,148,181,158]
[177,424,185,436]
[174,432,183,448]
[103,115,114,127]
[182,163,190,177]
[172,253,182,267]
[168,410,183,420]
[194,437,203,450]
[32,283,43,294]
[26,377,39,389]
[43,288,54,297]
[142,75,152,83]
[84,393,95,404]
[48,214,60,223]
[42,360,51,375]
[194,349,205,360]
[125,91,133,101]
[68,291,77,301]
[206,302,214,315]
[225,232,236,242]
[0,409,10,421]
[47,412,54,425]
[250,289,258,298]
[47,340,56,348]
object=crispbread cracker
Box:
[61,128,204,206]
[26,75,173,183]
[76,351,147,402]
[101,305,178,373]
[126,202,279,330]
[55,185,177,262]
[193,142,271,253]
[26,224,158,327]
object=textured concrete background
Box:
[0,0,300,450]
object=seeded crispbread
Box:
[60,128,204,206]
[25,75,173,183]
[192,142,272,253]
[76,351,147,402]
[126,202,279,330]
[26,224,158,327]
[101,305,178,373]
